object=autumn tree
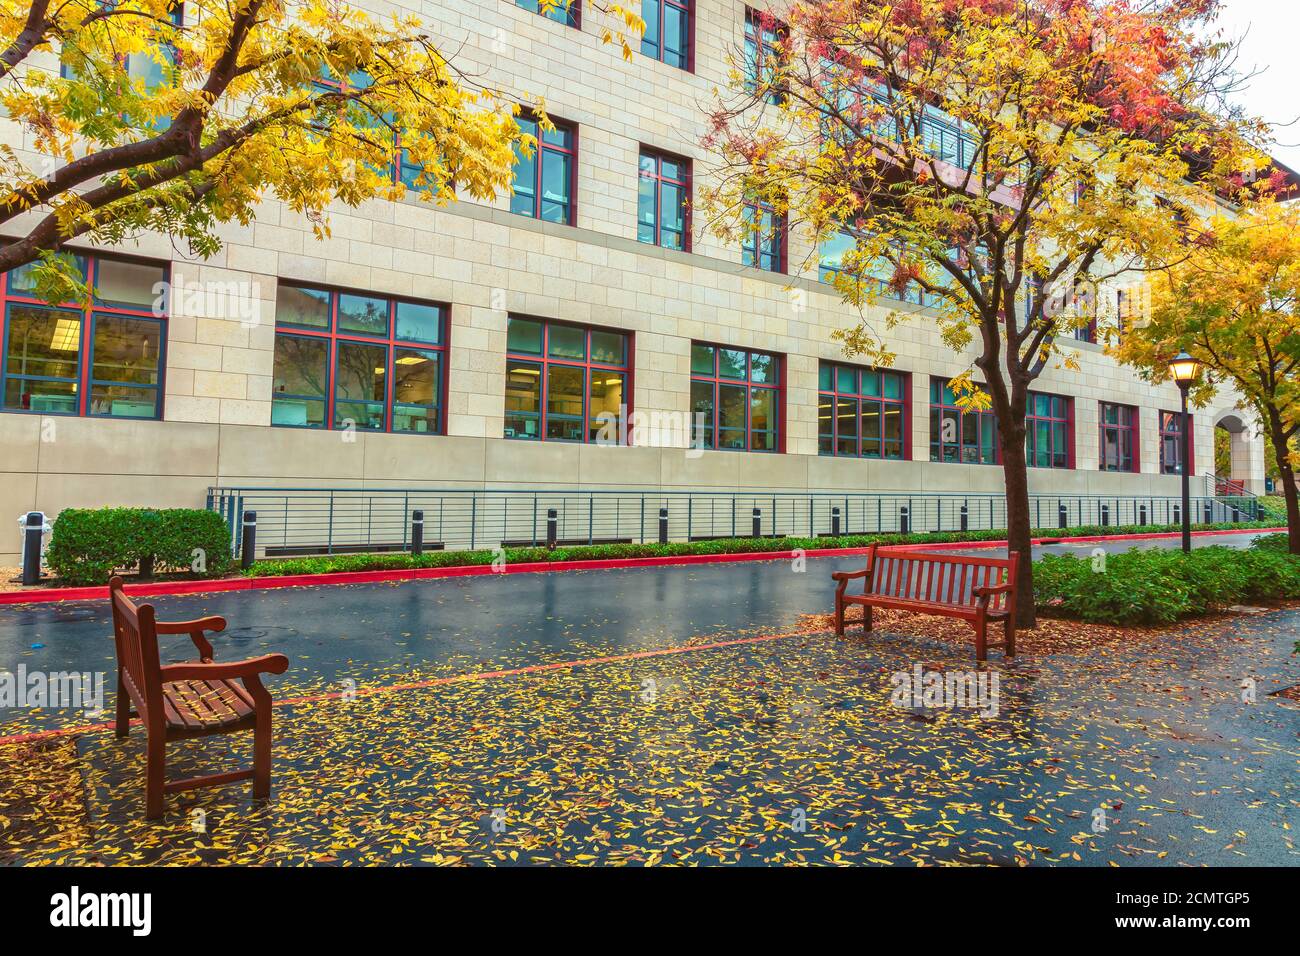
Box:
[0,0,639,302]
[703,0,1265,627]
[1115,200,1300,554]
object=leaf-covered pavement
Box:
[1,608,1296,866]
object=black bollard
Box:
[752,508,761,538]
[546,508,558,550]
[1139,504,1147,526]
[1173,503,1181,526]
[959,504,969,532]
[411,510,424,557]
[21,512,45,586]
[831,507,841,538]
[899,506,910,535]
[658,507,668,545]
[1100,504,1110,527]
[1058,503,1068,529]
[240,510,257,571]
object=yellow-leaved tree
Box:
[1114,200,1300,554]
[702,0,1267,626]
[0,0,641,302]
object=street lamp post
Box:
[1168,351,1203,553]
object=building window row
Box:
[1,265,1197,474]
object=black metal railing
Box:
[206,486,1262,560]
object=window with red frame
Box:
[504,316,630,443]
[818,362,908,459]
[929,377,998,464]
[510,115,576,225]
[271,282,447,434]
[744,8,787,104]
[741,198,785,272]
[2,253,167,419]
[638,149,689,251]
[1026,391,1073,469]
[690,343,781,452]
[1099,401,1137,472]
[1159,409,1194,475]
[641,0,691,70]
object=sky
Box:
[1211,0,1300,169]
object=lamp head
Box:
[1168,351,1203,387]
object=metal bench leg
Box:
[863,605,873,633]
[834,594,845,637]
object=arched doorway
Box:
[1213,411,1266,495]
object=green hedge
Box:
[1033,541,1300,625]
[46,508,233,586]
[1259,496,1288,522]
[245,519,1276,579]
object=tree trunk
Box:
[1266,415,1300,555]
[999,420,1037,629]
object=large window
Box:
[641,0,691,70]
[515,0,579,27]
[271,283,447,433]
[690,343,781,452]
[1098,402,1137,473]
[1026,391,1073,469]
[504,317,630,443]
[638,149,689,251]
[2,254,166,419]
[744,8,787,104]
[511,116,576,225]
[929,378,997,465]
[1159,409,1194,475]
[818,363,908,459]
[741,198,784,272]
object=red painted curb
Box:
[0,526,1284,607]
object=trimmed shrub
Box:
[1033,544,1300,625]
[46,508,233,586]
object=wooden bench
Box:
[108,577,289,819]
[832,545,1019,662]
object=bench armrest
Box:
[160,654,289,684]
[153,615,226,662]
[831,569,869,583]
[972,583,1014,597]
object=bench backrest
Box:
[108,576,163,719]
[865,546,1017,612]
